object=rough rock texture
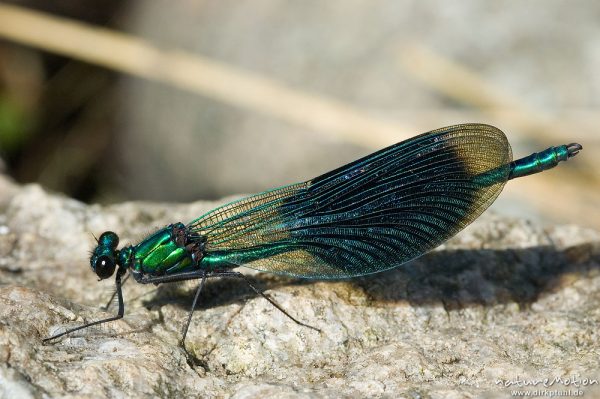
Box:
[0,175,599,398]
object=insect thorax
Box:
[126,223,207,276]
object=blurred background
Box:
[0,1,598,228]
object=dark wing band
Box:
[188,124,512,278]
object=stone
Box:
[0,176,599,398]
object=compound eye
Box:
[95,255,116,279]
[98,231,119,249]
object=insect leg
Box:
[101,272,130,310]
[180,272,207,346]
[136,270,206,285]
[135,270,210,348]
[215,271,321,332]
[134,270,320,347]
[43,271,126,342]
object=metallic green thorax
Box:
[115,223,209,278]
[131,227,191,274]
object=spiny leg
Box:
[43,272,126,342]
[181,272,207,347]
[217,271,321,333]
[137,270,207,285]
[137,269,320,347]
[136,270,211,350]
[102,272,130,310]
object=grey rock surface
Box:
[0,175,599,398]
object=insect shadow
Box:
[357,242,599,310]
[140,242,599,313]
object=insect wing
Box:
[188,124,512,278]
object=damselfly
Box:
[43,124,582,348]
